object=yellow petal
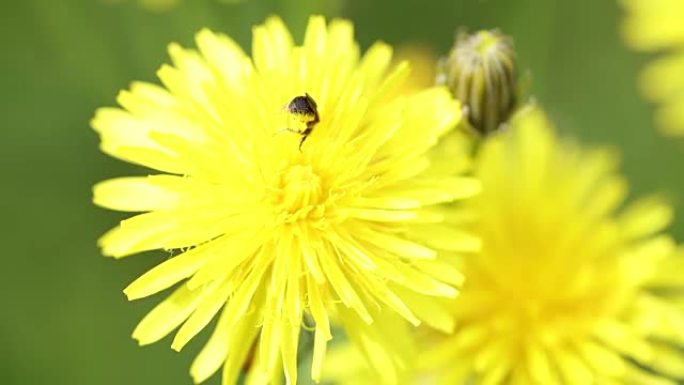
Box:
[132,283,206,345]
[124,245,213,300]
[93,175,183,212]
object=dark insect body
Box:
[283,93,320,151]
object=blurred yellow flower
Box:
[104,0,244,12]
[621,0,684,135]
[103,0,179,13]
[420,106,684,384]
[92,15,480,385]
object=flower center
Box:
[271,164,326,224]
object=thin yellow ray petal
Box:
[167,43,213,84]
[480,356,510,385]
[393,286,454,333]
[358,42,393,87]
[344,207,417,222]
[574,339,626,378]
[377,176,480,206]
[349,196,421,210]
[555,347,594,385]
[592,319,653,363]
[452,324,490,351]
[319,242,372,323]
[377,89,462,157]
[91,108,186,173]
[624,363,678,385]
[306,280,331,383]
[363,60,410,113]
[619,197,673,239]
[252,18,292,78]
[363,154,430,186]
[124,244,214,300]
[647,343,684,378]
[163,45,217,112]
[244,341,271,385]
[259,317,283,377]
[93,176,182,212]
[525,342,557,384]
[647,251,684,289]
[622,236,675,283]
[373,258,458,298]
[624,294,684,344]
[326,230,377,271]
[356,228,436,260]
[100,208,239,258]
[132,283,207,345]
[189,305,232,383]
[412,258,465,287]
[225,257,271,327]
[352,271,420,326]
[409,224,481,253]
[298,228,325,284]
[186,231,268,290]
[116,88,209,144]
[307,275,332,339]
[191,285,263,384]
[281,323,299,385]
[473,341,505,372]
[117,82,176,115]
[98,217,172,259]
[311,327,329,382]
[172,279,231,351]
[222,323,259,385]
[303,15,327,57]
[195,28,249,82]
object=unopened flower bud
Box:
[437,30,518,135]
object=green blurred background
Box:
[2,0,683,384]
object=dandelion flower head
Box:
[621,0,684,135]
[421,106,684,384]
[92,15,479,385]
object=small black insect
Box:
[282,93,320,151]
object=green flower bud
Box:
[437,30,518,135]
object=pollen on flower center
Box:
[271,164,326,223]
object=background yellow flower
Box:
[421,106,684,384]
[103,0,246,13]
[320,107,684,385]
[621,0,684,135]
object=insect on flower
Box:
[281,93,320,150]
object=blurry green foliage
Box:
[1,0,683,384]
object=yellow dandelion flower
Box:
[621,0,684,135]
[92,15,480,385]
[420,106,684,384]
